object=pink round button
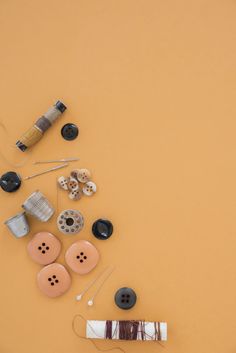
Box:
[37,263,71,298]
[65,240,99,275]
[27,232,61,265]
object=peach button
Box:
[37,263,71,298]
[27,232,61,265]
[65,240,99,275]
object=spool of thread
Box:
[16,101,67,152]
[86,320,167,341]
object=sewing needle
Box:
[24,163,69,180]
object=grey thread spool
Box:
[22,190,54,222]
[16,101,67,152]
[4,212,29,238]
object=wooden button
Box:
[27,232,61,265]
[75,169,91,183]
[67,177,79,191]
[37,263,71,298]
[68,189,83,201]
[65,240,99,275]
[57,176,69,190]
[83,181,97,196]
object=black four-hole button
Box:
[61,123,79,141]
[92,219,113,240]
[0,171,21,193]
[114,287,137,310]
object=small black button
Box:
[61,123,79,141]
[92,219,113,240]
[0,171,21,193]
[114,287,137,310]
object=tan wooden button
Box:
[57,176,69,190]
[71,168,91,183]
[83,181,97,196]
[67,177,79,191]
[68,189,83,200]
[27,232,61,265]
[65,240,99,275]
[37,263,71,298]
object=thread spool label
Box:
[17,126,43,149]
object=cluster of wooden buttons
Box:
[58,168,97,200]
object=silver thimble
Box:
[22,190,54,222]
[5,212,29,238]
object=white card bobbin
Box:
[86,320,167,341]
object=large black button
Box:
[0,171,21,193]
[61,123,79,141]
[114,287,137,310]
[92,219,113,240]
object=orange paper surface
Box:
[0,1,236,352]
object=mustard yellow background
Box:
[0,1,236,352]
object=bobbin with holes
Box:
[57,209,84,234]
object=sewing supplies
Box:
[0,171,21,192]
[83,319,167,341]
[34,157,79,164]
[57,209,84,234]
[57,168,97,201]
[115,287,137,310]
[67,177,83,200]
[65,240,99,275]
[24,163,68,180]
[92,219,113,240]
[22,190,54,222]
[16,101,67,152]
[37,263,71,298]
[76,266,112,301]
[71,168,90,183]
[27,232,61,265]
[61,123,79,141]
[4,212,29,238]
[67,177,79,191]
[82,181,97,196]
[87,266,115,306]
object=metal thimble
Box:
[22,190,54,222]
[4,212,29,238]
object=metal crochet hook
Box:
[24,163,69,180]
[34,157,79,164]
